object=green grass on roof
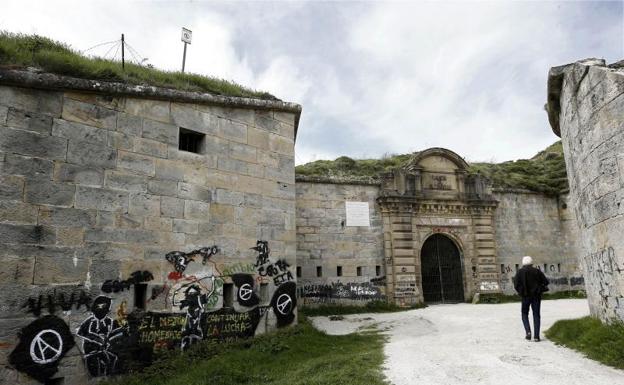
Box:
[0,31,276,100]
[296,141,568,195]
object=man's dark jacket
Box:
[514,265,549,298]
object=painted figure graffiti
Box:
[76,296,125,377]
[179,284,208,351]
[165,246,219,276]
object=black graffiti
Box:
[297,282,384,301]
[150,285,166,300]
[179,285,208,351]
[77,296,126,377]
[570,276,585,286]
[548,277,569,285]
[204,307,261,342]
[232,274,260,307]
[252,240,270,267]
[22,289,91,317]
[101,270,154,293]
[9,315,75,383]
[165,246,219,273]
[272,281,296,328]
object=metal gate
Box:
[420,234,464,303]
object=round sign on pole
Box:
[181,28,192,44]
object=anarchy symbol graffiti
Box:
[276,293,293,315]
[29,330,63,364]
[239,284,253,302]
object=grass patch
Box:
[105,317,388,385]
[0,31,275,99]
[296,141,568,196]
[546,316,624,369]
[477,290,586,304]
[300,300,426,317]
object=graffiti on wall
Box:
[499,263,585,292]
[584,246,624,317]
[10,241,297,383]
[297,279,385,305]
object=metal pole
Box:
[182,42,187,73]
[121,34,125,70]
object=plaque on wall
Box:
[345,201,370,227]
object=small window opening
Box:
[260,283,269,303]
[296,266,302,278]
[316,266,322,277]
[134,284,147,310]
[501,264,505,274]
[376,265,381,276]
[179,128,205,153]
[223,283,234,308]
[515,264,519,272]
[544,263,548,272]
[45,378,64,385]
[337,266,343,277]
[557,263,561,273]
[356,266,362,276]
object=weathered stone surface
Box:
[134,137,168,158]
[85,228,158,244]
[125,98,171,123]
[56,227,85,246]
[24,179,75,207]
[173,218,199,234]
[218,118,247,143]
[2,153,54,179]
[52,118,108,145]
[161,196,184,217]
[0,223,56,244]
[33,256,89,284]
[117,150,155,175]
[0,175,24,200]
[154,158,186,181]
[105,170,148,192]
[38,206,96,227]
[184,199,210,220]
[62,98,117,129]
[147,179,177,196]
[117,111,143,136]
[0,85,63,116]
[55,162,104,186]
[129,193,161,217]
[107,131,134,150]
[177,182,212,202]
[0,105,7,124]
[0,257,35,284]
[5,107,53,134]
[142,119,178,145]
[67,140,116,168]
[0,201,38,224]
[0,127,67,160]
[171,102,218,135]
[229,142,257,163]
[75,186,128,211]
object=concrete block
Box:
[177,182,212,202]
[173,218,199,234]
[134,137,168,158]
[184,200,210,220]
[5,107,53,134]
[143,119,178,146]
[67,140,116,168]
[0,256,34,284]
[116,111,142,136]
[38,207,96,227]
[218,118,247,143]
[0,201,38,224]
[52,118,108,145]
[0,86,63,117]
[24,179,75,207]
[54,162,104,186]
[2,153,54,179]
[33,256,89,284]
[75,186,129,211]
[147,179,178,197]
[61,98,117,129]
[0,127,67,160]
[171,102,218,135]
[124,98,171,123]
[0,224,56,244]
[161,196,185,218]
[0,175,24,200]
[117,150,155,175]
[129,193,161,217]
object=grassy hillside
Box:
[296,141,568,195]
[0,31,275,100]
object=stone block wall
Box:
[493,190,583,295]
[295,181,385,306]
[548,59,624,321]
[0,75,300,385]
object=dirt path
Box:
[310,299,624,385]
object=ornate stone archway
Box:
[377,148,500,305]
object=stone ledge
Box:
[295,175,380,186]
[0,68,302,137]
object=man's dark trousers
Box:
[521,296,541,338]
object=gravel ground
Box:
[310,299,624,385]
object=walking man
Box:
[514,256,549,342]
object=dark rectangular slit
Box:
[356,266,362,276]
[179,127,205,153]
[376,265,381,276]
[223,283,234,307]
[296,266,302,278]
[337,266,342,277]
[134,284,147,310]
[316,266,322,277]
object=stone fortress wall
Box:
[0,69,300,385]
[548,58,624,322]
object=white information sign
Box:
[181,28,192,44]
[345,201,370,227]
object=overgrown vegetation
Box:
[477,290,586,304]
[546,316,624,369]
[0,31,275,99]
[300,300,426,317]
[106,317,387,385]
[296,141,568,195]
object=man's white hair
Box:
[522,256,533,266]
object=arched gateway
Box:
[420,234,464,303]
[377,147,501,305]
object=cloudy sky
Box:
[2,1,622,164]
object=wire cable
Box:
[102,41,120,60]
[82,39,118,54]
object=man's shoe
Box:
[525,333,531,340]
[534,337,540,342]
